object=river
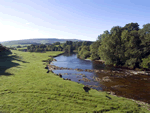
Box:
[51,53,150,104]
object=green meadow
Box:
[0,50,149,113]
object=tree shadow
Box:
[0,51,29,76]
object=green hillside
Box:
[1,38,84,47]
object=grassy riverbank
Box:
[0,50,149,112]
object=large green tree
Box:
[98,22,144,68]
[77,46,91,59]
[139,23,150,68]
[98,26,123,66]
[90,40,100,60]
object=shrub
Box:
[140,55,150,69]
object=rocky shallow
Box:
[42,53,150,111]
[47,64,150,77]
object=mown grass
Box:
[0,50,149,113]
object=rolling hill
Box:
[0,38,85,47]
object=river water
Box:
[51,53,150,104]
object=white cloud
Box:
[26,23,30,24]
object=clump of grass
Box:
[0,50,149,112]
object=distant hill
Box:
[1,38,85,47]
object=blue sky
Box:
[0,0,149,42]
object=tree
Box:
[140,55,150,69]
[123,22,140,31]
[98,30,109,41]
[0,44,8,52]
[121,30,141,68]
[66,41,73,45]
[139,23,150,57]
[138,23,150,69]
[82,41,93,46]
[54,42,60,45]
[98,26,123,66]
[90,40,100,60]
[39,44,46,48]
[64,45,72,53]
[58,45,63,51]
[17,45,21,48]
[77,46,91,59]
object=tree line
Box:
[78,22,150,70]
[27,41,93,53]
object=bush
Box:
[78,50,90,59]
[140,55,150,69]
[91,53,100,60]
[124,58,137,69]
[83,51,90,59]
[17,45,22,48]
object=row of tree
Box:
[27,41,93,53]
[78,23,150,69]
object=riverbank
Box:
[49,54,150,106]
[49,54,150,110]
[48,61,150,103]
[0,50,149,112]
[85,58,150,76]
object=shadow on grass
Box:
[0,51,29,76]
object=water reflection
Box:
[53,53,94,69]
[51,53,150,104]
[92,61,105,70]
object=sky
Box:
[0,0,150,42]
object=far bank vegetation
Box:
[78,22,150,70]
[5,22,150,70]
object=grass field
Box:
[0,50,149,112]
[17,47,27,51]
